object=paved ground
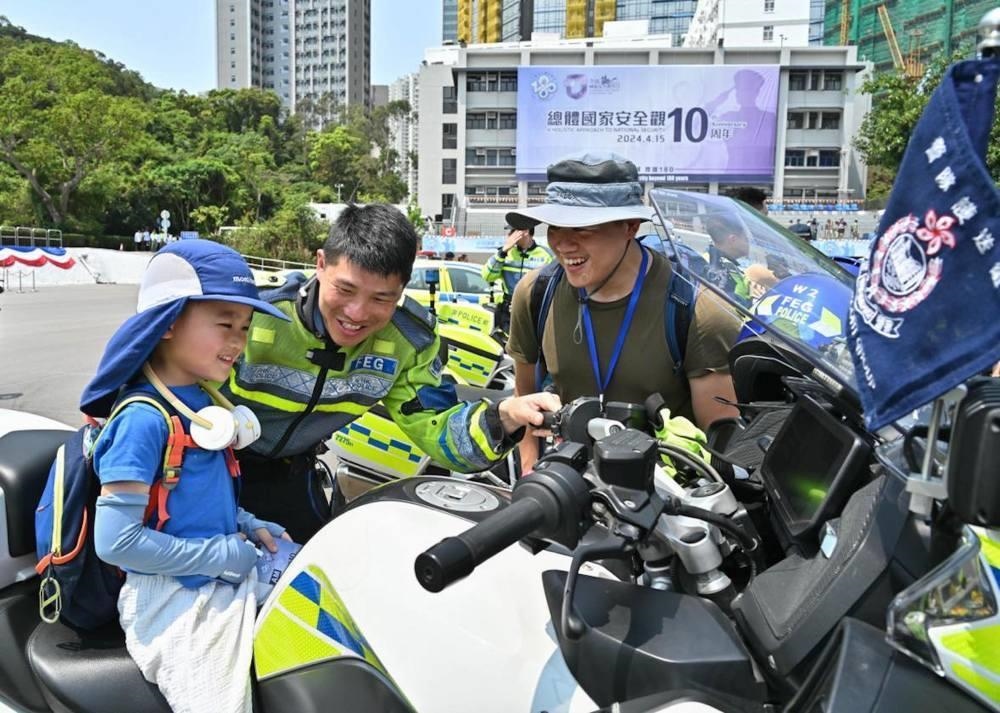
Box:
[0,284,137,425]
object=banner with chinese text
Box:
[516,65,779,183]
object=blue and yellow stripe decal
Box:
[255,565,387,680]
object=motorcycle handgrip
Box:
[415,495,548,593]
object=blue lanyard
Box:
[580,247,649,397]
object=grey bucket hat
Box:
[506,152,654,229]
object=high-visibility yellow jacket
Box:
[481,242,553,300]
[222,273,512,470]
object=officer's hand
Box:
[498,392,562,436]
[503,230,524,251]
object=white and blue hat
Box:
[505,152,653,229]
[80,240,289,417]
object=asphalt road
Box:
[0,284,138,425]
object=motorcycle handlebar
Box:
[415,495,549,593]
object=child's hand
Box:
[254,527,293,554]
[236,507,292,551]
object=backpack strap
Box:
[530,261,564,391]
[664,266,696,375]
[105,395,196,532]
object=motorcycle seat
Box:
[453,384,514,403]
[27,620,172,713]
[0,428,74,559]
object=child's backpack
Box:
[34,394,193,630]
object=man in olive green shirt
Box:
[505,153,741,472]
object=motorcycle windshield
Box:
[649,188,858,395]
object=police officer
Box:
[223,204,559,542]
[481,226,553,333]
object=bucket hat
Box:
[80,240,289,417]
[505,152,653,230]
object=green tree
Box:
[0,43,151,225]
[855,50,1000,186]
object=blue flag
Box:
[848,59,1000,430]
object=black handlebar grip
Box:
[540,411,558,430]
[415,496,548,592]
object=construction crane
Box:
[877,4,923,78]
[877,4,907,72]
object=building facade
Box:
[444,0,460,41]
[418,38,870,227]
[824,0,994,74]
[450,0,700,44]
[215,0,370,117]
[389,73,420,200]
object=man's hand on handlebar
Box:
[497,392,562,437]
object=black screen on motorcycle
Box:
[759,393,871,539]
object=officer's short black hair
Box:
[729,187,768,212]
[323,204,417,284]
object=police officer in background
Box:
[481,226,553,333]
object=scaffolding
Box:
[824,0,996,73]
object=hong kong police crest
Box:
[854,210,956,338]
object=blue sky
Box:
[0,0,439,91]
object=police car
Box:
[405,259,498,307]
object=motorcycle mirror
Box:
[946,377,1000,527]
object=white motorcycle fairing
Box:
[254,479,605,713]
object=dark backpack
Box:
[34,394,193,630]
[529,248,696,391]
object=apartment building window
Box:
[821,112,841,130]
[763,25,774,42]
[824,72,843,90]
[230,33,236,40]
[819,149,841,167]
[442,86,457,114]
[467,73,487,92]
[498,112,517,129]
[807,111,819,129]
[785,150,805,166]
[441,194,455,218]
[442,158,457,184]
[467,113,485,129]
[810,72,822,90]
[442,123,457,149]
[764,0,774,11]
[789,72,807,91]
[499,72,517,92]
[787,112,804,129]
[230,19,236,26]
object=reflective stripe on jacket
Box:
[222,274,507,471]
[482,244,553,298]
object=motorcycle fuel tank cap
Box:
[415,481,501,512]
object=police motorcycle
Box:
[0,187,995,713]
[326,264,519,498]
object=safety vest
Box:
[222,274,506,470]
[482,243,554,298]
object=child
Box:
[81,240,292,713]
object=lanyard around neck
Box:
[579,246,649,397]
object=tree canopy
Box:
[0,19,413,261]
[854,50,1000,200]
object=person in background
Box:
[481,225,553,333]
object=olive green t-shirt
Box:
[507,248,742,419]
